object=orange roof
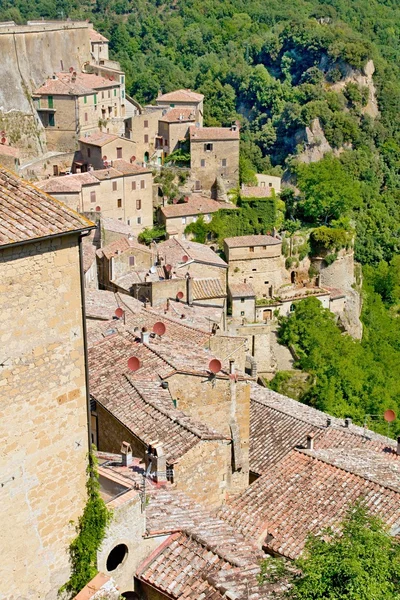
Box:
[0,145,19,158]
[159,107,196,123]
[112,159,151,175]
[34,71,117,96]
[240,186,273,198]
[79,131,120,146]
[157,89,204,103]
[36,172,99,194]
[0,167,94,247]
[96,236,152,260]
[229,282,255,298]
[88,29,109,43]
[190,126,240,141]
[161,196,235,218]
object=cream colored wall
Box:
[255,174,281,194]
[49,190,81,212]
[0,234,89,600]
[231,297,255,321]
[129,109,164,164]
[90,41,109,62]
[228,255,286,298]
[80,137,136,169]
[190,138,239,194]
[156,99,203,126]
[225,243,282,261]
[121,172,153,235]
[159,120,191,154]
[162,212,212,239]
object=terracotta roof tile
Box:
[240,186,274,198]
[190,127,240,141]
[224,235,281,248]
[151,299,224,331]
[229,283,255,298]
[36,172,99,194]
[0,167,94,247]
[101,216,134,236]
[157,89,204,103]
[89,29,109,43]
[91,167,123,181]
[192,278,226,300]
[34,71,117,96]
[96,236,152,260]
[85,289,141,320]
[111,159,151,175]
[159,107,196,123]
[161,197,235,218]
[157,238,227,268]
[79,132,120,146]
[219,448,400,558]
[0,145,19,158]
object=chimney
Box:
[141,327,150,344]
[148,441,167,483]
[272,227,277,237]
[397,436,400,456]
[120,441,132,467]
[166,298,170,311]
[229,359,235,375]
[186,273,193,305]
[306,433,314,450]
[326,417,332,427]
[344,417,352,428]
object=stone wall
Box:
[0,233,89,600]
[96,403,146,458]
[190,138,239,195]
[228,254,287,298]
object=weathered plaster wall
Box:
[0,234,89,600]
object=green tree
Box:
[288,502,400,600]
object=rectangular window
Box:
[84,96,87,104]
[101,91,104,99]
[129,256,135,266]
[182,217,187,224]
[144,134,149,143]
[144,120,149,128]
[114,89,117,97]
[137,217,142,224]
[131,181,136,191]
[91,43,95,53]
[113,181,117,191]
[140,180,145,189]
[108,90,111,98]
[87,147,91,157]
[222,158,227,167]
[249,247,255,253]
[252,268,257,272]
[94,94,97,106]
[241,298,245,303]
[204,143,213,152]
[117,199,122,208]
[121,75,125,84]
[200,159,205,167]
[195,180,201,190]
[170,103,175,108]
[269,182,273,187]
[263,246,267,250]
[122,90,125,99]
[84,112,88,123]
[48,96,54,109]
[90,191,96,203]
[49,113,55,127]
[136,199,141,210]
[116,147,122,159]
[261,181,266,187]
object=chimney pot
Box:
[344,417,352,428]
[141,328,150,344]
[120,441,132,466]
[306,433,314,450]
[229,359,235,375]
[161,381,169,389]
[326,417,332,427]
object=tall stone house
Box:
[0,168,95,599]
[189,125,240,196]
[156,89,204,126]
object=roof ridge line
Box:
[251,396,327,431]
[182,529,258,569]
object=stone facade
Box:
[0,234,89,600]
[158,118,193,155]
[127,107,164,166]
[79,135,136,170]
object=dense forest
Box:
[2,0,400,434]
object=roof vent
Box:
[306,433,314,450]
[120,441,132,467]
[326,417,332,427]
[344,417,352,428]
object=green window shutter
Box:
[94,94,97,105]
[114,89,117,97]
[84,96,87,104]
[48,96,53,109]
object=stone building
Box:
[78,132,137,170]
[189,125,240,195]
[158,108,195,155]
[255,173,282,194]
[96,236,154,292]
[37,160,153,235]
[224,234,285,299]
[156,89,204,127]
[33,71,125,151]
[89,28,110,62]
[0,168,95,599]
[229,282,256,322]
[125,105,165,166]
[159,195,235,240]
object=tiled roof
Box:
[36,172,99,194]
[0,167,94,247]
[190,127,240,141]
[138,488,283,600]
[161,197,234,218]
[157,89,204,102]
[0,145,19,158]
[112,270,159,290]
[240,186,273,198]
[111,159,151,175]
[91,167,123,181]
[219,448,400,558]
[89,29,109,43]
[249,384,397,476]
[229,282,255,298]
[151,299,224,331]
[192,278,226,300]
[34,72,117,96]
[79,132,120,147]
[85,290,142,320]
[101,216,134,235]
[157,238,227,268]
[159,107,196,123]
[82,230,97,273]
[96,236,152,259]
[224,235,281,248]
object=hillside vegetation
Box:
[3,0,400,433]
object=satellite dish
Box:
[384,409,396,423]
[1,137,6,145]
[69,66,74,73]
[130,155,136,162]
[182,255,189,263]
[165,264,172,272]
[176,291,184,300]
[209,359,222,374]
[127,356,140,372]
[102,155,108,161]
[115,307,124,319]
[153,321,166,336]
[150,265,156,274]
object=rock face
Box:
[295,118,333,164]
[329,59,379,119]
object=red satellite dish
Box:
[110,75,115,81]
[127,356,140,372]
[209,359,222,374]
[130,155,136,163]
[102,155,108,161]
[69,66,74,73]
[115,307,124,318]
[384,409,396,423]
[176,291,184,300]
[153,321,166,336]
[165,264,172,272]
[1,137,6,145]
[95,206,101,212]
[182,255,189,263]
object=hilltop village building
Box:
[78,131,137,170]
[0,168,94,599]
[156,89,204,127]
